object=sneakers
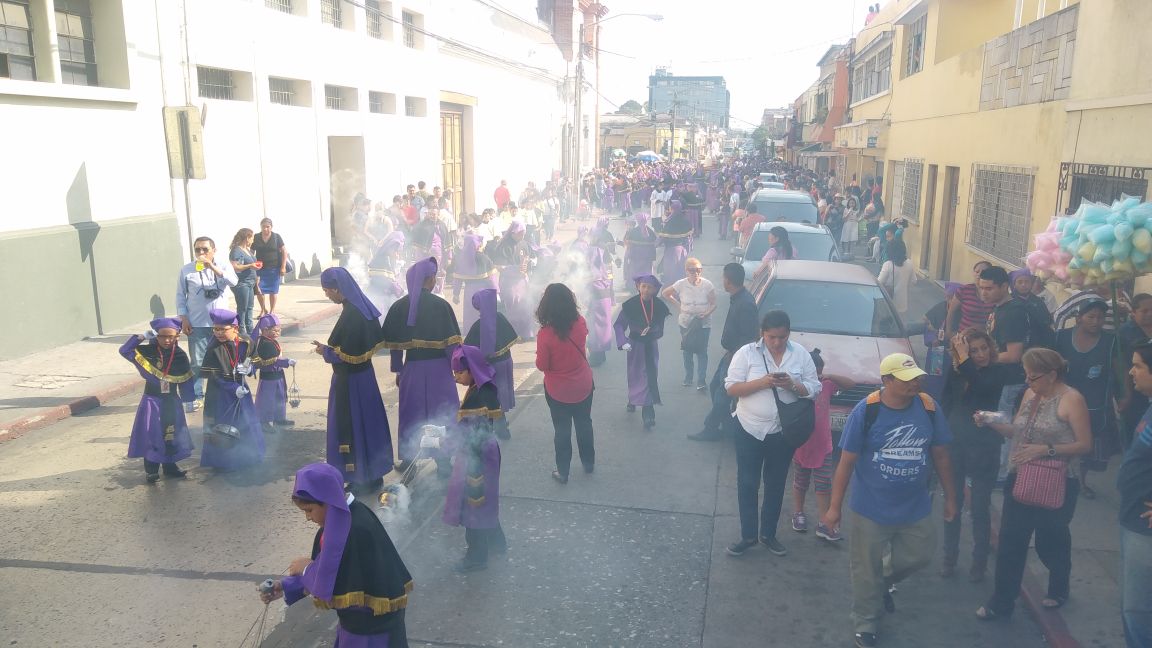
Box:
[725,538,757,556]
[696,383,708,391]
[760,536,787,556]
[791,512,808,533]
[854,632,878,648]
[682,379,692,387]
[815,523,842,542]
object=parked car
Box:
[749,188,818,223]
[731,221,841,279]
[749,260,921,432]
[757,172,781,187]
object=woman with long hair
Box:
[976,348,1092,620]
[228,228,261,336]
[534,283,595,484]
[878,239,915,320]
[752,226,795,281]
[841,196,861,255]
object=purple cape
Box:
[321,267,381,321]
[405,257,438,326]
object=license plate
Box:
[831,413,848,431]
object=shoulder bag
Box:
[761,349,815,448]
[1011,395,1067,510]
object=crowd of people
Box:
[116,156,1151,648]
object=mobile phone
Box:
[772,372,789,379]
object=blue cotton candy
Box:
[1113,238,1133,259]
[1115,222,1135,241]
[1090,225,1116,244]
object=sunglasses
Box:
[686,267,702,273]
[194,247,212,253]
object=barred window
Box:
[402,11,418,48]
[198,66,235,100]
[900,158,924,223]
[405,96,426,117]
[369,90,395,114]
[967,164,1036,265]
[0,0,36,80]
[903,14,927,77]
[265,0,292,13]
[325,84,355,110]
[55,0,97,86]
[269,77,294,105]
[875,46,891,94]
[320,0,341,28]
[890,161,906,218]
[366,0,390,39]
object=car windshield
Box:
[752,199,817,223]
[746,230,839,263]
[757,279,904,337]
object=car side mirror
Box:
[904,321,927,336]
[730,247,744,259]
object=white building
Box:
[0,0,599,359]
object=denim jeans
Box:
[1122,527,1152,647]
[231,282,256,336]
[546,391,595,477]
[680,326,709,385]
[733,422,792,541]
[187,326,212,399]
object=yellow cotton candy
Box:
[1079,242,1097,262]
[1133,228,1152,254]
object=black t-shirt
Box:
[989,299,1028,353]
[1119,405,1152,535]
[252,232,284,267]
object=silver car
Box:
[732,221,842,280]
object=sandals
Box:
[975,606,1010,621]
[1042,596,1067,609]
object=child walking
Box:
[791,348,855,541]
[251,314,297,431]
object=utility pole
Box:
[574,22,584,179]
[669,103,675,159]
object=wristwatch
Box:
[1047,443,1056,457]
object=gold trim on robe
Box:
[134,351,193,383]
[457,407,504,421]
[381,335,464,351]
[313,580,415,615]
[329,340,388,364]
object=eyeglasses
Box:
[194,247,211,253]
[1025,372,1051,383]
[212,326,234,332]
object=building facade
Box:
[647,69,730,130]
[825,0,1150,287]
[0,0,598,359]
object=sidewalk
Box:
[0,278,342,441]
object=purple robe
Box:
[120,336,195,465]
[323,348,394,482]
[465,288,518,414]
[253,337,291,424]
[600,186,615,211]
[199,338,265,470]
[623,223,659,283]
[659,204,693,286]
[443,382,503,529]
[613,295,670,407]
[453,234,497,335]
[585,247,614,354]
[498,267,534,340]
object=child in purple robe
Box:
[381,258,462,475]
[491,220,537,340]
[263,462,413,647]
[199,309,265,470]
[251,314,296,431]
[465,288,518,440]
[120,317,195,482]
[623,213,658,292]
[316,267,394,493]
[451,232,497,335]
[658,200,693,286]
[614,275,671,429]
[437,345,507,572]
[585,246,615,367]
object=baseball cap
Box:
[880,353,927,381]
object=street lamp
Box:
[579,12,664,171]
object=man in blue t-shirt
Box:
[823,353,956,648]
[1120,342,1152,647]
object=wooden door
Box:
[920,164,938,272]
[440,111,465,216]
[937,166,960,280]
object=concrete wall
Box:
[0,213,182,359]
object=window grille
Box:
[890,161,906,218]
[369,91,394,114]
[967,164,1036,265]
[269,77,295,105]
[0,0,35,80]
[265,0,292,13]
[366,0,384,39]
[321,0,341,28]
[904,14,927,77]
[198,66,235,100]
[55,0,97,86]
[402,11,416,48]
[1060,164,1149,214]
[901,158,924,223]
[405,96,426,117]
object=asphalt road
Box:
[0,223,1049,648]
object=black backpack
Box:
[1022,298,1056,350]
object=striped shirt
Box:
[955,283,994,332]
[1053,290,1118,332]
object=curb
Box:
[988,500,1083,648]
[0,304,343,443]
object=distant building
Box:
[647,68,730,129]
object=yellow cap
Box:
[880,353,926,381]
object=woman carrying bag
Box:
[975,348,1092,620]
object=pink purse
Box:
[1011,397,1067,510]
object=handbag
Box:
[760,350,815,448]
[283,254,295,277]
[1011,396,1068,510]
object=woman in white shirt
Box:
[878,239,915,321]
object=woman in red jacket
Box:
[535,283,596,484]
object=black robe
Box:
[381,289,463,363]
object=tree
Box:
[751,125,770,156]
[619,100,644,115]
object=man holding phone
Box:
[724,310,820,558]
[176,236,237,411]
